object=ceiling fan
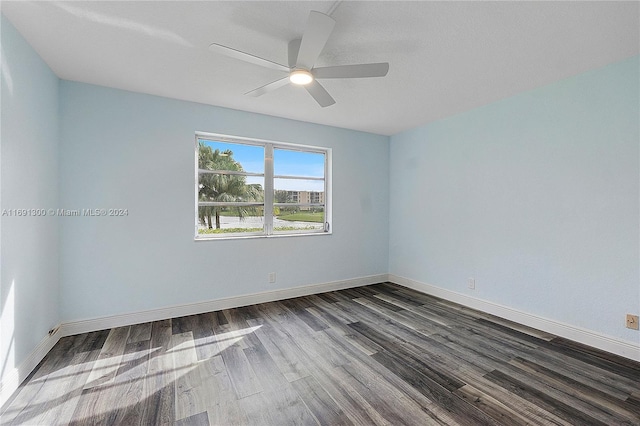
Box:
[209,10,389,107]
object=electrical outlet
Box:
[626,314,639,330]
[268,272,276,284]
[467,278,475,290]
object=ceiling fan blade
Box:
[245,77,290,97]
[288,39,301,68]
[209,43,289,73]
[313,63,389,79]
[295,11,336,71]
[304,80,335,107]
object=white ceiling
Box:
[3,1,638,136]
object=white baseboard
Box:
[0,327,61,408]
[60,274,387,337]
[388,274,640,362]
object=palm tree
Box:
[198,143,262,229]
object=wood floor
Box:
[2,283,639,425]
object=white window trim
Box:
[195,132,332,240]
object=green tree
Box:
[198,143,262,229]
[274,190,292,203]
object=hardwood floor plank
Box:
[342,298,465,362]
[141,319,175,425]
[626,392,640,410]
[338,288,368,300]
[305,294,360,325]
[453,384,543,426]
[353,294,444,335]
[174,410,209,426]
[452,372,573,426]
[370,349,499,426]
[358,314,562,425]
[484,369,612,426]
[241,343,318,425]
[280,337,390,425]
[271,299,432,424]
[1,334,87,424]
[127,322,152,344]
[517,344,639,399]
[373,288,424,307]
[447,305,556,341]
[544,337,640,382]
[214,310,228,326]
[191,312,219,361]
[315,291,341,304]
[255,302,350,368]
[337,361,454,425]
[427,323,538,368]
[83,326,131,390]
[551,337,640,372]
[69,328,134,425]
[172,315,198,335]
[196,356,249,426]
[474,318,551,348]
[4,283,639,426]
[432,334,628,419]
[351,293,405,313]
[219,308,262,350]
[247,318,310,382]
[320,327,445,416]
[395,301,453,327]
[9,346,101,426]
[172,331,203,421]
[71,339,152,425]
[305,305,384,356]
[370,281,404,293]
[241,339,293,391]
[291,375,354,426]
[104,339,153,425]
[281,298,330,331]
[349,321,466,392]
[237,389,318,426]
[509,356,640,424]
[316,324,462,425]
[213,328,262,399]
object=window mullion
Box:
[264,144,274,235]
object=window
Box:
[195,132,331,239]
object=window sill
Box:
[194,231,332,241]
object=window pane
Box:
[274,206,324,233]
[274,148,324,178]
[198,206,265,235]
[199,140,264,174]
[195,133,329,239]
[199,174,264,203]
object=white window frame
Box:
[195,132,332,240]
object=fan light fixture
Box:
[209,11,389,107]
[290,69,313,85]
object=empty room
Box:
[1,1,639,425]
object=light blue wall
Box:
[390,56,639,343]
[58,81,389,321]
[1,15,59,381]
